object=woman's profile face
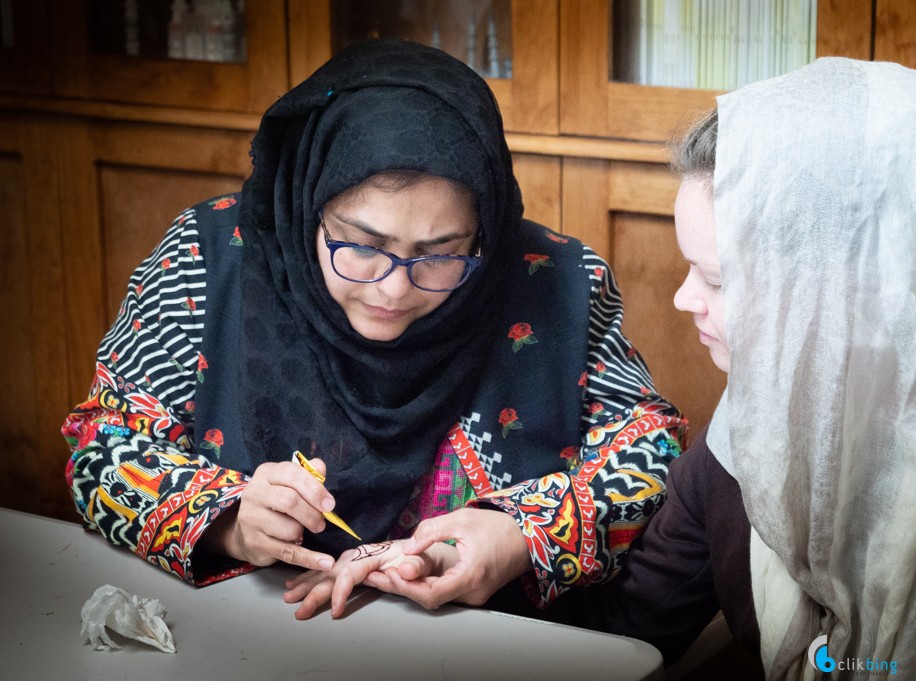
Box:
[317,174,478,341]
[673,178,730,373]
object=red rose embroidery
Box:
[161,258,171,272]
[626,346,638,359]
[210,197,237,211]
[132,319,142,334]
[230,226,244,247]
[110,351,119,366]
[560,446,579,460]
[594,267,604,279]
[185,401,195,412]
[578,371,588,387]
[133,283,144,296]
[189,244,200,259]
[640,386,651,396]
[508,323,538,352]
[201,428,224,456]
[498,408,522,438]
[523,253,554,275]
[589,402,604,415]
[595,361,607,376]
[197,353,208,383]
[182,297,197,313]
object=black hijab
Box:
[236,41,523,553]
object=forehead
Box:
[326,176,477,238]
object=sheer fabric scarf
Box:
[711,58,916,679]
[236,41,523,554]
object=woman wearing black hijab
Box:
[63,41,685,620]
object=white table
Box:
[0,508,663,680]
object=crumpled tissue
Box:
[80,584,176,653]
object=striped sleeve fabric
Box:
[472,245,687,607]
[62,207,252,584]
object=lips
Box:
[363,303,409,319]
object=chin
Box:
[710,352,730,374]
[353,320,409,342]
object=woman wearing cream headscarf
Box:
[595,58,916,680]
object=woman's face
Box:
[317,175,478,341]
[673,178,730,373]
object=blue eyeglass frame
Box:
[318,214,482,292]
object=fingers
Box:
[254,461,337,530]
[403,513,460,554]
[381,568,469,609]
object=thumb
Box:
[404,514,457,554]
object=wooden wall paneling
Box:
[0,0,52,95]
[55,117,106,417]
[512,153,561,229]
[608,160,679,217]
[608,211,726,442]
[494,0,559,134]
[559,0,608,135]
[89,122,253,325]
[875,0,916,67]
[0,120,43,515]
[13,117,76,519]
[49,0,288,112]
[560,156,611,253]
[98,167,243,324]
[288,0,333,85]
[816,0,874,59]
[606,83,718,143]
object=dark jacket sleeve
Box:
[590,428,723,664]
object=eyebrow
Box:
[329,211,475,247]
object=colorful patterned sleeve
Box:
[62,208,253,585]
[471,246,687,608]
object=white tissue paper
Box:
[80,584,176,653]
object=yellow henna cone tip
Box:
[292,451,361,541]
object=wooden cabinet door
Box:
[0,0,52,95]
[559,0,878,142]
[288,0,560,134]
[47,0,289,113]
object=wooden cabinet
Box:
[0,1,52,95]
[0,0,913,520]
[289,0,559,134]
[48,0,289,112]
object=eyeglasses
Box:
[319,215,482,292]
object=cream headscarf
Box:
[709,58,916,680]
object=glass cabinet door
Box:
[290,0,559,134]
[48,0,288,112]
[561,0,865,142]
[0,0,52,95]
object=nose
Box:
[673,272,706,315]
[374,262,414,300]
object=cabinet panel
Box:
[560,0,876,141]
[0,117,78,521]
[289,0,559,134]
[0,150,42,514]
[0,0,52,95]
[49,0,288,112]
[513,153,561,229]
[875,0,916,67]
[611,212,726,441]
[99,166,243,323]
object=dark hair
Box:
[670,108,718,185]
